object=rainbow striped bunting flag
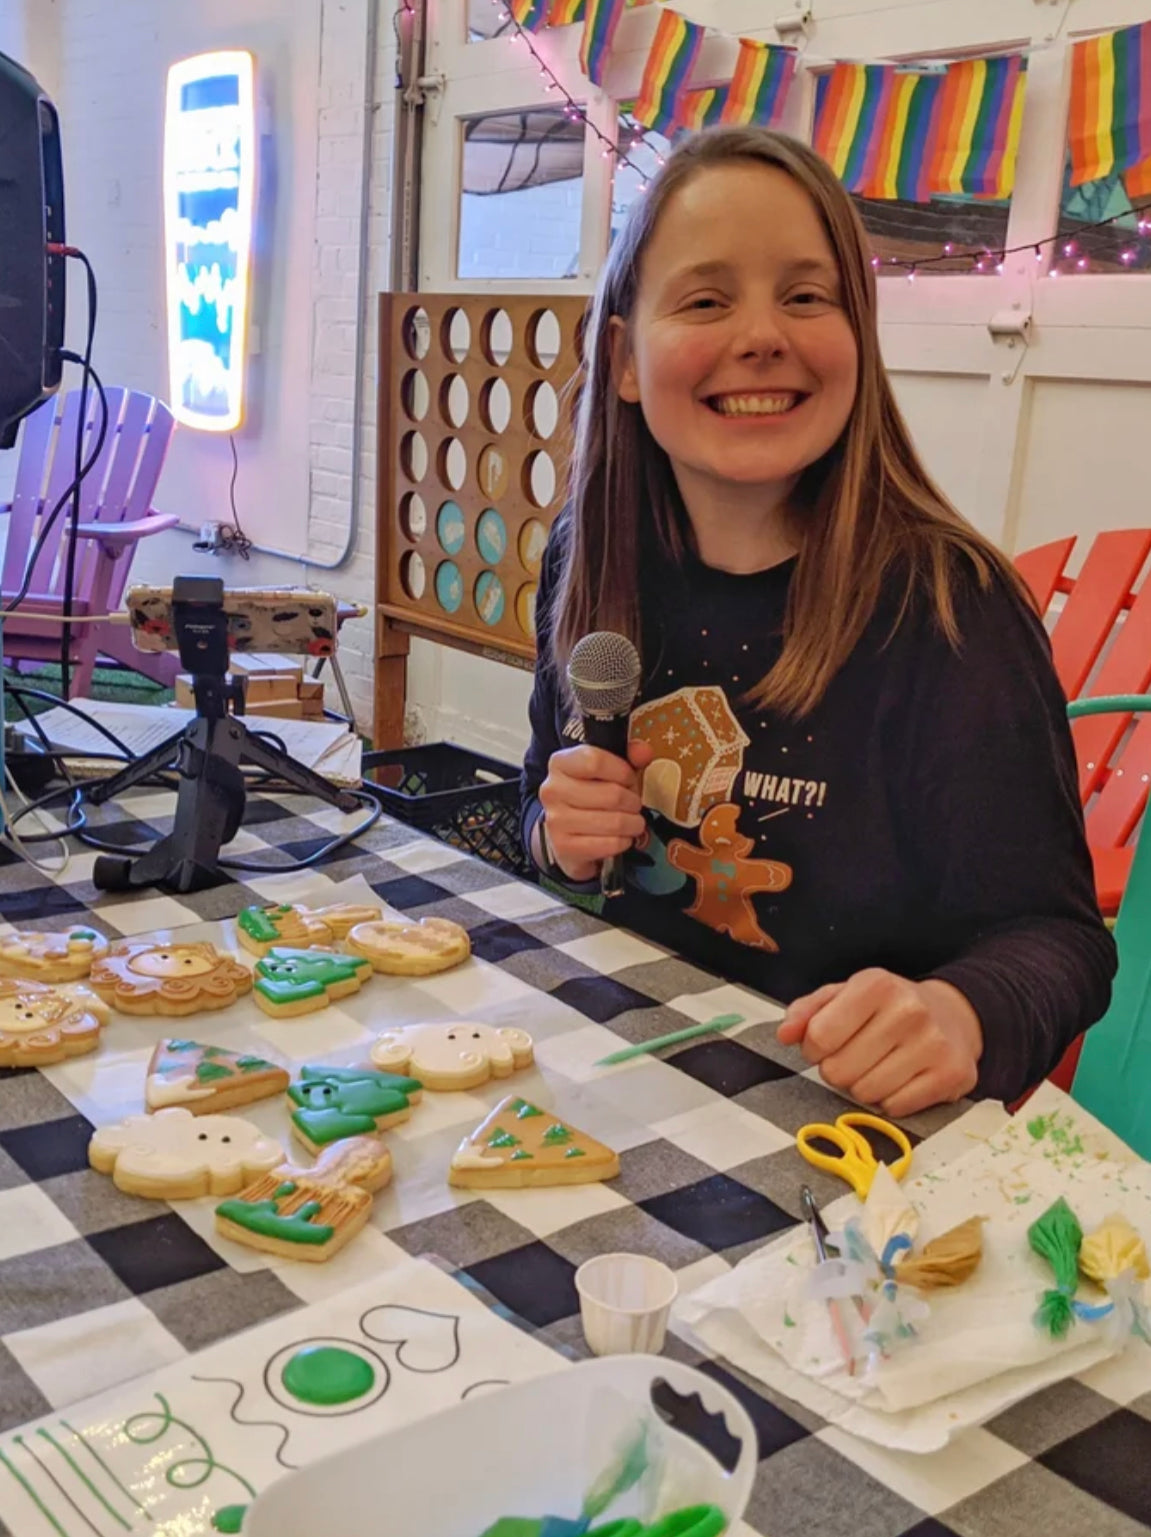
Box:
[814,64,941,201]
[719,39,797,127]
[580,0,627,85]
[547,0,585,25]
[677,84,728,131]
[925,55,1026,199]
[633,9,705,133]
[1069,22,1151,186]
[510,0,549,29]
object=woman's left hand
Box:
[776,970,983,1117]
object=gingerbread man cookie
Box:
[344,916,470,976]
[0,979,111,1067]
[89,941,253,1016]
[253,947,373,1017]
[370,1022,534,1092]
[667,802,792,951]
[216,1135,392,1263]
[89,1108,284,1200]
[236,902,381,958]
[0,926,109,983]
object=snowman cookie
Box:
[89,941,253,1016]
[0,926,109,983]
[0,979,111,1067]
[369,1021,534,1091]
[89,1108,285,1200]
[344,916,470,976]
[236,902,381,958]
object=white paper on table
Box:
[675,1084,1151,1450]
[0,1258,564,1537]
[16,700,363,784]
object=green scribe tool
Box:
[594,1015,745,1067]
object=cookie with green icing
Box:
[288,1063,422,1154]
[216,1134,392,1263]
[253,948,373,1017]
[146,1037,289,1115]
[449,1097,620,1189]
[236,901,381,958]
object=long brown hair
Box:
[553,126,1033,717]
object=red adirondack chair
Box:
[1,387,181,697]
[1016,528,1151,918]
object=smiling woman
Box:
[521,126,1117,1119]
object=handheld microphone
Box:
[566,631,643,898]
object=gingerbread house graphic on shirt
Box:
[630,686,750,828]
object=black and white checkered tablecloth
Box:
[1,788,1150,1537]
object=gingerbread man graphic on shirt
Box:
[667,802,792,951]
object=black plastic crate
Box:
[362,742,533,878]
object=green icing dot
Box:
[196,1062,233,1082]
[488,1130,521,1149]
[166,1039,198,1052]
[542,1123,571,1145]
[71,929,97,942]
[212,1507,248,1534]
[564,1146,586,1159]
[511,1150,534,1161]
[281,1346,375,1406]
[513,1100,543,1119]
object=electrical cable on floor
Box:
[0,767,70,875]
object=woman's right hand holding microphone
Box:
[535,740,655,883]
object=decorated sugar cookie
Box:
[216,1135,392,1263]
[449,1097,620,1189]
[0,979,111,1068]
[89,941,253,1016]
[344,916,471,976]
[253,947,373,1017]
[370,1021,533,1092]
[146,1038,290,1115]
[89,1107,284,1200]
[288,1064,422,1155]
[0,925,109,982]
[236,902,381,958]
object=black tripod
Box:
[90,576,359,894]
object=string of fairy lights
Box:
[489,0,1151,278]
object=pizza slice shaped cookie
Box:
[146,1038,290,1115]
[448,1097,620,1189]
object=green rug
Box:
[3,663,173,714]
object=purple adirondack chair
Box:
[1,387,180,697]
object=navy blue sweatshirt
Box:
[521,524,1117,1104]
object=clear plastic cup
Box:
[575,1252,679,1356]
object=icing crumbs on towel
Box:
[1026,1112,1086,1159]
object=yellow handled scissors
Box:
[795,1112,913,1199]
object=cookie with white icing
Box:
[0,979,111,1068]
[216,1135,392,1263]
[89,941,253,1016]
[236,902,381,958]
[0,926,108,982]
[448,1097,620,1189]
[146,1038,290,1115]
[370,1021,533,1091]
[89,1108,284,1200]
[344,916,470,976]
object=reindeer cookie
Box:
[236,902,381,958]
[0,979,111,1067]
[370,1021,534,1092]
[215,1135,392,1262]
[0,926,109,983]
[344,916,471,976]
[89,941,253,1016]
[89,1108,284,1200]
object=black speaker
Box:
[0,51,65,449]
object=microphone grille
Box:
[567,631,642,718]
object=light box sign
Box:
[164,50,256,432]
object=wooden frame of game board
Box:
[374,291,586,746]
